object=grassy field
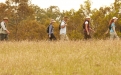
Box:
[0,40,121,75]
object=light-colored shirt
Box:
[49,24,53,35]
[85,21,89,25]
[60,20,66,34]
[0,21,7,34]
[110,22,115,33]
[1,21,7,30]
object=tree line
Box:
[0,0,121,40]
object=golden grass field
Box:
[0,40,121,75]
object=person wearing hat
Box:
[60,16,69,41]
[0,17,10,41]
[48,19,56,41]
[83,16,94,40]
[108,17,119,40]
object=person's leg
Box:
[1,34,5,41]
[51,33,56,40]
[49,34,53,41]
[114,34,119,40]
[65,34,69,41]
[87,34,91,39]
[0,34,2,41]
[60,34,65,41]
[110,33,114,40]
[84,32,91,40]
[3,34,8,41]
[84,32,87,40]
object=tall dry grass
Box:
[0,40,121,75]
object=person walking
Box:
[0,17,10,41]
[60,16,69,41]
[108,17,119,40]
[83,16,95,40]
[48,19,56,41]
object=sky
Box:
[32,0,115,11]
[0,0,115,11]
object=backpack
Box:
[47,25,53,33]
[59,23,61,30]
[47,25,50,33]
[109,24,111,30]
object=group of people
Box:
[47,16,119,41]
[0,16,119,41]
[48,16,69,41]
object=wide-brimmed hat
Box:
[64,16,68,18]
[50,19,56,23]
[113,17,118,20]
[3,17,8,20]
[86,16,90,19]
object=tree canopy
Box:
[0,0,121,40]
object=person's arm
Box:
[85,24,89,35]
[89,27,95,33]
[61,22,67,28]
[49,25,52,37]
[105,29,109,34]
[6,30,10,34]
[1,22,10,34]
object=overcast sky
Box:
[0,0,115,11]
[31,0,115,11]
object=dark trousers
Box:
[49,33,56,41]
[0,34,8,41]
[84,32,91,40]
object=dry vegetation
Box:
[0,40,121,75]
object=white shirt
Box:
[1,21,7,30]
[60,20,66,34]
[0,21,7,34]
[85,21,89,25]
